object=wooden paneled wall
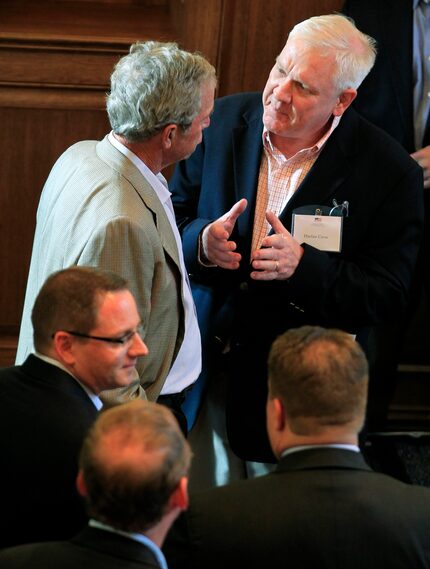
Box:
[173,0,344,96]
[0,0,173,359]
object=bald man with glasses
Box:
[0,266,148,549]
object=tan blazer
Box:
[16,136,184,401]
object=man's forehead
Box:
[94,289,137,323]
[279,41,336,75]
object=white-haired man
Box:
[170,14,424,466]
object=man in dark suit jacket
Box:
[0,267,148,549]
[171,14,424,462]
[0,399,192,569]
[342,0,430,431]
[163,327,430,569]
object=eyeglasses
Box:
[52,326,144,346]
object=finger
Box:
[215,251,242,270]
[209,235,237,253]
[411,149,429,169]
[411,146,430,161]
[209,222,230,241]
[251,269,280,281]
[221,199,248,225]
[251,258,278,271]
[265,211,288,236]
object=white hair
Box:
[289,14,377,92]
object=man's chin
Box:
[117,366,138,385]
[263,115,291,134]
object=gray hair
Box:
[107,41,216,142]
[289,14,377,92]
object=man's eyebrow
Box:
[117,321,143,335]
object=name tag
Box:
[292,214,343,252]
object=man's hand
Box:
[202,199,247,269]
[250,211,304,280]
[411,145,430,189]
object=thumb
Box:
[221,198,247,233]
[266,211,288,235]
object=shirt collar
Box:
[89,520,168,569]
[34,352,103,410]
[281,443,360,458]
[263,115,341,158]
[108,131,171,207]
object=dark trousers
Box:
[157,390,190,436]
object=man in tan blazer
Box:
[16,41,216,432]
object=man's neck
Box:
[274,430,359,458]
[113,133,162,174]
[145,508,182,548]
[269,117,334,159]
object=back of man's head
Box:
[78,399,192,534]
[32,266,128,354]
[268,326,368,437]
[107,40,216,142]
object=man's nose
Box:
[129,332,149,357]
[273,79,292,103]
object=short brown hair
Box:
[79,400,192,532]
[268,326,368,435]
[32,266,128,353]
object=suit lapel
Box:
[276,109,358,233]
[96,137,181,271]
[231,104,265,251]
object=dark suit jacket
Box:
[0,526,162,569]
[164,448,430,569]
[343,0,429,153]
[0,355,98,548]
[343,0,430,405]
[171,92,424,461]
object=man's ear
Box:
[161,124,178,150]
[76,470,87,497]
[169,476,189,512]
[273,397,286,432]
[333,88,357,116]
[266,396,286,434]
[53,331,75,365]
